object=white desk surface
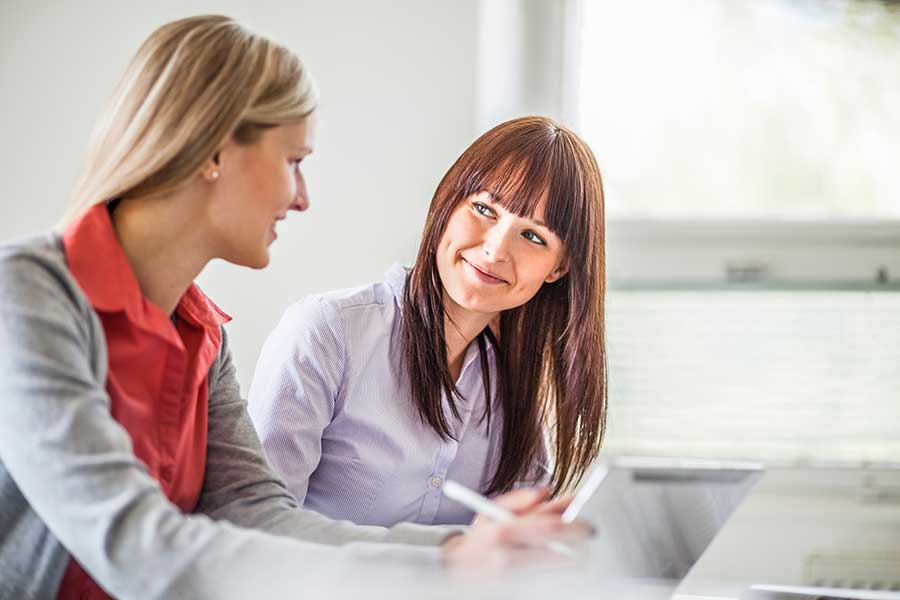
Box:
[675,466,900,600]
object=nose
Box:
[291,169,310,212]
[482,222,514,263]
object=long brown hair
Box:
[401,116,607,496]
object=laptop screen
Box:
[579,457,763,581]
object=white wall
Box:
[0,0,479,389]
[476,0,575,131]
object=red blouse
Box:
[57,203,230,600]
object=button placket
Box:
[417,423,459,522]
[158,346,186,487]
[419,350,491,523]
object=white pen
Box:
[441,479,577,558]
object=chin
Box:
[447,286,501,315]
[233,249,270,270]
[250,253,271,269]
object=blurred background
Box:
[2,0,898,468]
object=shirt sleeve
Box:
[0,250,442,600]
[247,297,342,505]
[202,309,462,547]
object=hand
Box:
[440,487,594,571]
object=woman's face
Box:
[436,191,568,317]
[209,112,317,268]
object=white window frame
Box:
[476,0,900,290]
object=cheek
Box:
[245,158,291,203]
[445,212,482,252]
[436,220,471,286]
[436,221,461,260]
[270,165,294,200]
[513,253,559,293]
[435,229,454,264]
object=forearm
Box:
[198,389,460,547]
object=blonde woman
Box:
[0,15,590,600]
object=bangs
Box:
[458,130,584,246]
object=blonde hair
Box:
[64,15,317,224]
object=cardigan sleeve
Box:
[0,244,441,600]
[198,321,463,547]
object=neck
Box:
[111,189,215,316]
[443,291,496,381]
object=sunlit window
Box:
[579,0,900,220]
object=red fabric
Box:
[57,203,231,600]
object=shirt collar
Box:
[385,262,410,317]
[63,203,230,331]
[459,335,487,379]
[175,284,231,328]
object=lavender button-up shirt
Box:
[249,264,508,527]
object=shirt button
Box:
[430,476,443,488]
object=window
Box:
[476,0,900,466]
[580,0,900,221]
[574,0,900,286]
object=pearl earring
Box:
[211,170,220,180]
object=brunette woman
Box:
[250,116,607,527]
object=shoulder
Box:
[314,278,395,312]
[281,279,397,332]
[1,232,69,282]
[0,233,103,377]
[0,233,91,317]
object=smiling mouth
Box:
[463,258,508,284]
[269,218,283,240]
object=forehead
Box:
[272,115,316,149]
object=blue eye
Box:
[523,231,546,246]
[473,201,495,217]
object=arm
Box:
[195,332,592,560]
[246,297,341,506]
[0,250,436,599]
[196,299,460,546]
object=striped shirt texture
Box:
[249,264,511,527]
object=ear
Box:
[200,151,222,183]
[544,260,569,284]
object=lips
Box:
[270,215,287,240]
[268,217,283,240]
[463,258,508,284]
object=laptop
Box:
[570,456,763,581]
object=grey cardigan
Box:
[0,234,452,600]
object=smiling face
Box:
[436,191,568,317]
[207,112,317,268]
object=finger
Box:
[495,513,567,547]
[493,487,550,515]
[533,494,574,515]
[499,516,595,549]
